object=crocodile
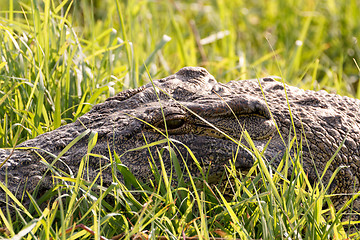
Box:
[1,66,360,212]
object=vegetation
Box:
[0,0,359,239]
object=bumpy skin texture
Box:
[1,67,360,211]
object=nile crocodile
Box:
[1,67,360,212]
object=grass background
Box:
[0,0,359,239]
[0,0,359,147]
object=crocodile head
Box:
[89,66,359,188]
[86,67,287,182]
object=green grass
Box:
[0,0,359,239]
[0,133,356,239]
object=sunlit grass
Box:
[0,0,359,147]
[0,0,359,239]
[1,132,357,239]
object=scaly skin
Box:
[1,67,360,212]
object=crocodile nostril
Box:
[175,67,211,81]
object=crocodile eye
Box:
[156,115,186,131]
[165,119,185,130]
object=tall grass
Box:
[0,132,356,239]
[0,0,359,147]
[0,0,359,239]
